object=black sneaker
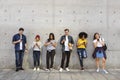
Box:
[20,68,24,70]
[16,69,19,72]
[81,67,84,71]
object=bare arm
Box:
[52,42,57,47]
[25,43,28,50]
[44,42,50,47]
[12,39,21,44]
[36,43,41,49]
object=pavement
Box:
[0,69,120,80]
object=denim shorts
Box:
[96,51,104,58]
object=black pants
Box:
[33,51,40,68]
[46,50,56,69]
[60,51,71,68]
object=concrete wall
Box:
[0,0,120,69]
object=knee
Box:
[102,59,106,63]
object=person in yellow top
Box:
[76,32,88,71]
[77,38,87,49]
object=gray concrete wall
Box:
[0,0,120,69]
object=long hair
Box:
[93,33,100,40]
[48,33,55,42]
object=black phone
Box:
[97,39,99,41]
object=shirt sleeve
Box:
[24,36,27,44]
[93,40,96,43]
[12,35,16,42]
[60,36,64,45]
[71,36,74,44]
[32,41,35,48]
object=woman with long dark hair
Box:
[92,33,108,74]
[44,33,57,71]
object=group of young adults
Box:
[12,28,108,74]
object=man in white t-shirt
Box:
[59,29,74,72]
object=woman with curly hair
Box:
[76,32,88,71]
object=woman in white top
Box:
[32,35,42,71]
[93,33,108,74]
[44,33,57,71]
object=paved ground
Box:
[0,69,120,80]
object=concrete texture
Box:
[0,69,120,80]
[0,0,120,69]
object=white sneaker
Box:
[50,68,53,71]
[66,68,70,72]
[45,69,50,71]
[33,68,36,71]
[96,68,100,72]
[103,69,108,74]
[37,68,40,71]
[59,68,63,72]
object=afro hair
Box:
[79,32,88,38]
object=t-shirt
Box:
[64,36,69,51]
[46,40,56,51]
[77,39,87,49]
[33,41,42,51]
[93,38,104,47]
[20,35,23,50]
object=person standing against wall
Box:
[92,33,108,74]
[32,35,42,71]
[76,32,88,71]
[12,28,28,72]
[59,29,74,72]
[44,33,57,71]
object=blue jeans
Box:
[77,48,86,68]
[33,51,40,68]
[15,50,24,69]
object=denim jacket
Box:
[60,35,74,52]
[12,33,27,51]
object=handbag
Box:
[101,38,107,51]
[103,44,107,51]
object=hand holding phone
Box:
[18,39,22,43]
[62,39,66,43]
